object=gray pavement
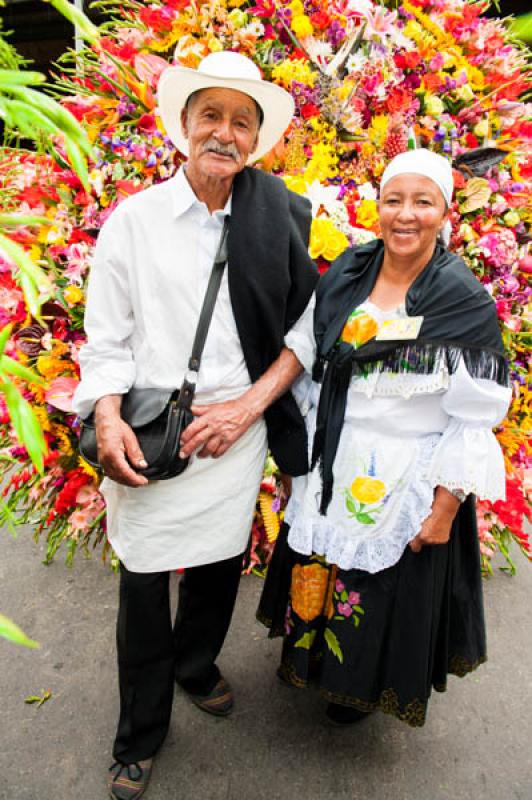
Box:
[1,525,531,800]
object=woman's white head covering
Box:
[380,149,453,244]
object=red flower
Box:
[386,87,413,114]
[69,229,95,245]
[310,11,331,30]
[300,103,321,119]
[248,0,276,18]
[137,113,158,133]
[465,133,479,149]
[53,468,91,516]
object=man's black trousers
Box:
[113,551,244,763]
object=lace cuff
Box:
[427,419,506,502]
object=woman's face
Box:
[378,174,448,262]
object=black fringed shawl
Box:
[228,167,319,476]
[311,239,509,514]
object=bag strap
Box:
[187,215,230,375]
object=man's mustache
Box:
[202,138,239,161]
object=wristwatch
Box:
[451,488,467,503]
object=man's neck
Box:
[183,165,234,214]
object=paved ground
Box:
[1,526,531,800]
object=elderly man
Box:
[73,51,317,799]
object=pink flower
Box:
[45,377,79,413]
[337,602,353,617]
[335,579,345,593]
[134,54,168,88]
[348,591,360,605]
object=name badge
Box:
[376,316,424,341]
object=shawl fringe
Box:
[314,342,509,388]
[348,342,509,387]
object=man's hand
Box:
[95,396,149,487]
[180,347,305,460]
[180,397,258,459]
[409,486,461,553]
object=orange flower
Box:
[291,563,329,622]
[341,312,379,347]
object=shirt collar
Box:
[170,165,232,219]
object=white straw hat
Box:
[157,51,295,163]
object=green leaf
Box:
[1,378,46,473]
[324,628,343,663]
[0,232,52,294]
[0,70,46,87]
[44,0,100,43]
[0,324,13,358]
[6,85,93,158]
[355,512,376,525]
[340,590,348,602]
[18,271,43,320]
[294,629,317,650]
[353,605,365,615]
[345,495,357,515]
[0,355,45,385]
[353,616,360,627]
[25,689,52,706]
[0,214,51,227]
[0,613,39,648]
[64,138,90,192]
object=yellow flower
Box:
[63,285,84,306]
[272,59,316,89]
[504,210,521,228]
[473,118,489,138]
[51,423,74,457]
[33,405,51,433]
[368,114,389,148]
[291,14,313,38]
[356,199,379,230]
[304,142,339,183]
[36,355,65,380]
[425,95,445,117]
[79,456,100,483]
[228,0,247,6]
[351,476,386,505]
[289,0,304,15]
[283,175,308,195]
[30,244,42,262]
[227,9,247,27]
[455,84,474,102]
[207,36,224,52]
[309,217,349,262]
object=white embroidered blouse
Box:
[286,300,512,574]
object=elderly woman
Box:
[258,149,511,727]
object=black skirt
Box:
[257,496,486,727]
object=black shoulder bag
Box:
[79,216,230,480]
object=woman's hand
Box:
[409,486,461,553]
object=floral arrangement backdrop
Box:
[0,0,530,573]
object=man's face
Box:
[180,87,260,182]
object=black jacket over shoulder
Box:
[228,167,318,476]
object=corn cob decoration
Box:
[259,490,280,543]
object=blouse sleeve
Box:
[426,356,512,502]
[284,292,316,374]
[72,209,136,419]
